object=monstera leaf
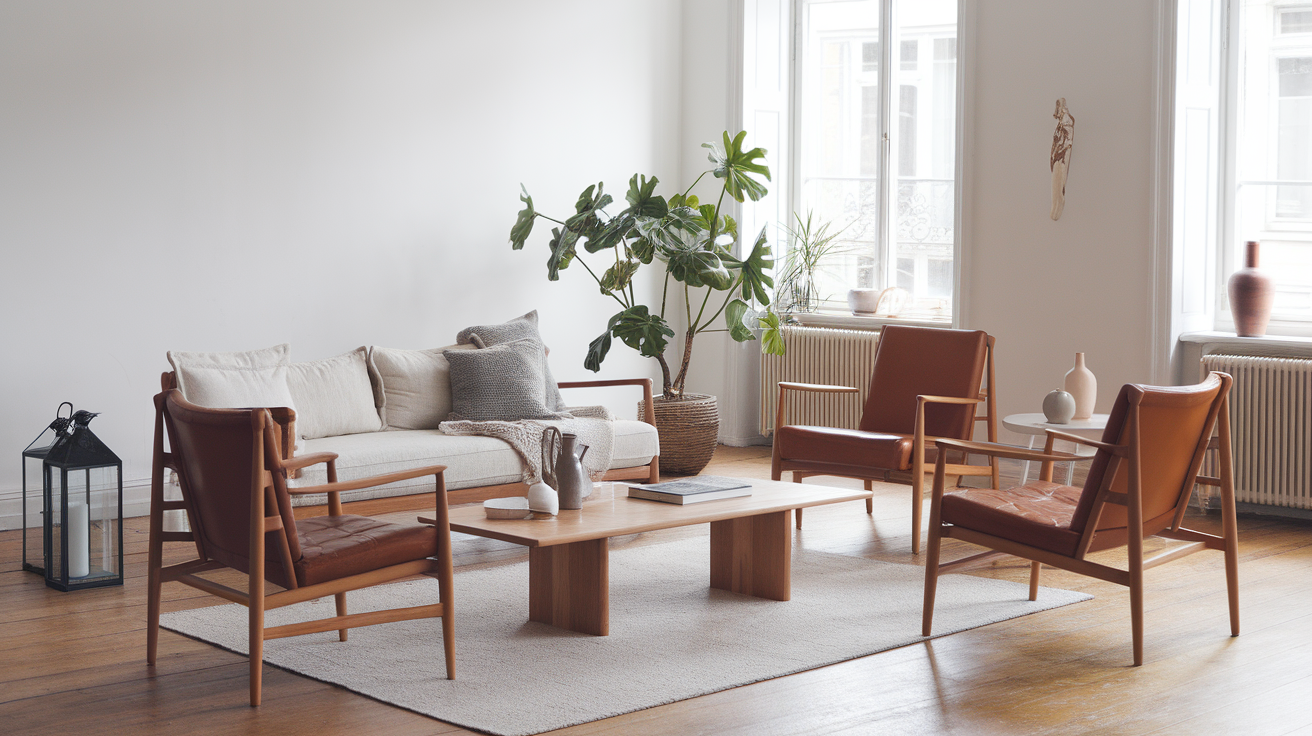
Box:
[758,310,786,356]
[585,313,623,372]
[564,183,612,244]
[612,306,674,358]
[546,227,580,281]
[660,229,733,290]
[703,131,771,203]
[725,225,774,305]
[724,298,754,342]
[510,185,535,250]
[600,259,640,294]
[625,174,668,217]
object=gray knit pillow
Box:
[443,338,562,421]
[456,310,566,411]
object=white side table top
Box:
[1002,413,1111,437]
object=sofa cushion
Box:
[287,420,659,506]
[367,343,475,430]
[444,338,562,421]
[287,347,382,439]
[168,343,289,396]
[176,363,298,413]
[456,310,566,411]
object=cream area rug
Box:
[161,537,1090,736]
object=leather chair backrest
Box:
[160,390,302,581]
[1070,373,1229,536]
[859,325,989,439]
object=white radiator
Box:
[1201,353,1312,510]
[759,326,880,435]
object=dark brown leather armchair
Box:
[771,325,998,553]
[145,390,455,706]
[922,372,1239,665]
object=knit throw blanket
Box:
[439,406,614,484]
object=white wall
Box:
[960,0,1164,437]
[0,0,683,520]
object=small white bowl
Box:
[484,497,532,520]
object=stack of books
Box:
[626,476,752,505]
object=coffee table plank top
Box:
[439,479,872,548]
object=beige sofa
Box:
[161,344,659,509]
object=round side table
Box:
[1001,413,1110,485]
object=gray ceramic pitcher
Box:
[542,427,590,510]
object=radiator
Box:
[1201,353,1312,510]
[759,326,880,435]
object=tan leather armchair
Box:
[145,390,455,706]
[922,372,1239,665]
[771,325,998,553]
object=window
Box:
[742,0,959,322]
[793,0,958,319]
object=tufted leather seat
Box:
[941,481,1086,556]
[294,515,439,587]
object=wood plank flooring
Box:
[3,446,1311,735]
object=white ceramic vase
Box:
[1043,389,1076,424]
[527,481,559,515]
[1064,353,1097,421]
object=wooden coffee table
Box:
[423,478,871,636]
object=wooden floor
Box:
[4,446,1312,735]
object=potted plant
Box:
[774,211,850,315]
[508,131,777,473]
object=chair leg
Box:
[921,520,943,636]
[1028,561,1041,601]
[911,471,923,555]
[146,535,162,666]
[335,593,349,642]
[864,479,873,514]
[1130,577,1144,667]
[438,564,456,680]
[249,591,264,706]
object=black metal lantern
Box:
[21,403,124,591]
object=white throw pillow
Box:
[287,348,383,439]
[368,343,476,430]
[177,364,298,413]
[167,343,290,395]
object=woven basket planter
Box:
[638,393,719,476]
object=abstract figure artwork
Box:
[1050,98,1075,220]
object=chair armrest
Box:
[779,381,860,394]
[1043,429,1127,455]
[917,395,982,406]
[287,464,448,496]
[935,438,1087,464]
[282,452,338,472]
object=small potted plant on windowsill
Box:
[508,131,779,474]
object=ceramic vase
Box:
[1228,240,1274,337]
[1043,389,1076,424]
[1064,353,1096,421]
[527,481,558,515]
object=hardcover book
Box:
[626,476,752,505]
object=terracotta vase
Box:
[1228,240,1274,337]
[1064,353,1096,421]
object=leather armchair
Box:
[921,372,1239,666]
[771,325,998,553]
[145,390,455,706]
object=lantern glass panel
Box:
[22,453,46,574]
[87,465,121,579]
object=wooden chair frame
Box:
[921,376,1240,665]
[145,394,456,706]
[771,335,999,553]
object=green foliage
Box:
[510,130,782,395]
[703,131,771,203]
[509,185,535,250]
[758,310,786,356]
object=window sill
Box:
[1179,330,1312,357]
[791,312,953,331]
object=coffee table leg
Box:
[529,538,609,636]
[709,510,792,601]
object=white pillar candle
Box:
[67,500,90,578]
